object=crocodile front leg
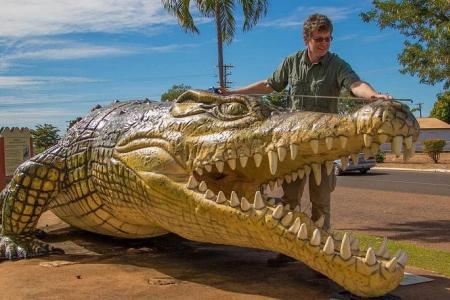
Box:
[0,150,65,259]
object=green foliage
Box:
[161,84,191,102]
[67,117,82,130]
[361,0,450,89]
[263,89,289,108]
[31,124,60,154]
[375,150,386,163]
[337,88,365,115]
[423,139,446,163]
[430,91,450,123]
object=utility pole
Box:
[217,64,234,89]
[416,102,423,118]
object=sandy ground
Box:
[381,152,450,170]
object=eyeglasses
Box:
[311,36,333,43]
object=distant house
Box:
[416,118,450,152]
[380,118,450,152]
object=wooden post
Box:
[0,135,5,190]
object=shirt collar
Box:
[303,50,330,66]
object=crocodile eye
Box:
[219,102,248,116]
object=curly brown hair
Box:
[303,14,333,40]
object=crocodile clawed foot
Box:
[0,234,64,260]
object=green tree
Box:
[161,84,192,101]
[430,91,450,123]
[263,89,289,108]
[423,139,446,163]
[31,124,60,154]
[162,0,268,88]
[361,0,450,89]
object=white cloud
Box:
[0,0,175,38]
[0,76,101,87]
[260,5,361,28]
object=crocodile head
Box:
[114,90,419,297]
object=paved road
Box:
[336,169,450,197]
[330,169,450,251]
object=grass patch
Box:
[344,232,450,277]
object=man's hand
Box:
[370,93,393,100]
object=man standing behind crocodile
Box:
[222,13,392,253]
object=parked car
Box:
[334,153,376,175]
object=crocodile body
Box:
[0,90,419,297]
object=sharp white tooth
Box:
[281,212,294,227]
[196,167,203,175]
[323,236,335,255]
[253,153,263,168]
[297,223,308,240]
[215,161,224,173]
[268,150,278,175]
[351,238,360,252]
[385,257,398,272]
[364,247,377,265]
[205,189,215,199]
[204,164,212,172]
[277,177,284,187]
[398,252,408,266]
[239,156,248,168]
[325,161,334,176]
[392,136,403,156]
[311,163,321,186]
[297,168,305,179]
[325,137,334,150]
[284,174,292,184]
[315,215,325,228]
[198,181,208,192]
[363,147,372,160]
[187,176,199,189]
[339,136,348,149]
[290,144,298,160]
[351,154,359,165]
[272,204,284,220]
[288,217,301,234]
[340,156,349,168]
[230,191,240,207]
[304,165,311,177]
[227,158,237,170]
[310,229,321,246]
[378,134,388,144]
[376,237,388,257]
[240,197,252,211]
[363,134,373,147]
[404,136,413,149]
[310,140,319,154]
[269,180,276,190]
[253,191,265,210]
[216,191,227,204]
[371,143,380,154]
[340,233,352,260]
[277,146,287,162]
[291,172,298,182]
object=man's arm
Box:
[350,81,393,100]
[220,80,274,95]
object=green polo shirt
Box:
[267,50,360,113]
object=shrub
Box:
[375,150,386,163]
[423,139,446,163]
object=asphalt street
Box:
[336,169,450,197]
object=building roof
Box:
[417,118,450,129]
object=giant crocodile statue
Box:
[0,90,419,297]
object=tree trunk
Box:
[215,2,225,88]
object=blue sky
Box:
[0,0,445,131]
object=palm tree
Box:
[161,0,268,88]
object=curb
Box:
[373,167,450,173]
